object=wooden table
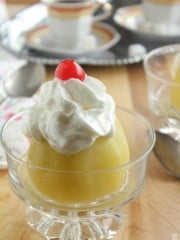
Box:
[0,4,179,240]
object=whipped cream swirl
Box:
[26,76,115,154]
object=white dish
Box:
[113,4,180,42]
[25,22,121,56]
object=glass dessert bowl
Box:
[2,60,155,239]
[1,106,155,240]
[144,43,180,128]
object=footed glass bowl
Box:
[1,106,155,240]
[144,43,180,127]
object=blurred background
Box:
[5,0,141,5]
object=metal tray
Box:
[0,3,178,66]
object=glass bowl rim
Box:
[143,43,180,87]
[1,105,156,173]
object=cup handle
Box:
[93,2,112,22]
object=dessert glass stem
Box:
[27,205,124,240]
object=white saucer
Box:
[113,4,180,42]
[25,22,120,56]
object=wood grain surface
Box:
[0,5,180,240]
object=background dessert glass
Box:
[144,44,180,130]
[1,106,155,240]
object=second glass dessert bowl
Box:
[144,43,180,129]
[1,106,155,240]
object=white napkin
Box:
[0,0,7,24]
[0,47,37,169]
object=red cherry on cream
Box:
[55,59,85,81]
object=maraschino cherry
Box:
[55,59,86,81]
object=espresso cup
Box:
[143,0,180,25]
[42,0,112,49]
